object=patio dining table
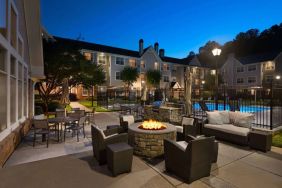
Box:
[48,116,80,142]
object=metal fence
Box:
[191,86,282,130]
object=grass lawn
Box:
[272,130,282,148]
[79,100,112,112]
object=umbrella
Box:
[60,78,70,116]
[184,67,193,116]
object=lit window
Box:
[162,64,169,71]
[237,67,244,73]
[248,65,256,71]
[248,77,256,83]
[116,57,124,65]
[115,71,121,80]
[98,55,106,64]
[154,62,158,70]
[84,52,92,61]
[210,70,216,75]
[163,76,169,82]
[237,78,244,84]
[129,59,136,67]
[265,62,275,70]
[82,87,88,96]
[141,61,145,69]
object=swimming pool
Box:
[193,103,270,113]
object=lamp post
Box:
[270,75,280,129]
[212,48,221,110]
[201,80,205,99]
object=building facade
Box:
[55,37,207,99]
[220,52,282,93]
[0,0,44,166]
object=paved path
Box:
[70,101,92,112]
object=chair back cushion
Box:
[233,112,254,128]
[186,136,214,164]
[206,111,223,125]
[182,117,194,126]
[33,114,45,120]
[122,115,135,125]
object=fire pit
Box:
[128,121,176,158]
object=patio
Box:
[1,110,282,188]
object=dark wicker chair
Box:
[198,101,210,112]
[91,125,128,165]
[164,136,215,183]
[119,115,140,132]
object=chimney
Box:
[159,49,165,57]
[139,39,144,55]
[154,42,159,54]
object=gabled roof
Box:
[237,51,281,65]
[54,36,140,57]
[53,36,191,65]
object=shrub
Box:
[69,93,78,101]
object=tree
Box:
[35,39,84,112]
[79,62,106,107]
[203,74,223,93]
[120,66,139,100]
[146,70,161,88]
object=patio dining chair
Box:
[64,116,87,142]
[32,119,50,148]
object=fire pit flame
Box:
[138,120,167,130]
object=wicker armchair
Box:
[164,136,215,183]
[91,125,128,165]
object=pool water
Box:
[193,103,270,113]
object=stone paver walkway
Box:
[70,101,92,112]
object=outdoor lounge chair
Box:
[91,125,128,165]
[164,136,214,183]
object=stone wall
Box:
[144,105,182,124]
[129,131,176,158]
[0,119,31,167]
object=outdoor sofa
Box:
[202,111,254,145]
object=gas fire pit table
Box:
[128,121,176,158]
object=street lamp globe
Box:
[212,48,222,56]
[275,75,281,80]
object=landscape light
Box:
[212,48,221,56]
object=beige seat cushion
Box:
[182,117,194,126]
[205,123,250,136]
[176,141,188,150]
[122,115,135,125]
[175,126,183,133]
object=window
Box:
[172,65,177,72]
[237,78,244,84]
[82,87,88,96]
[248,77,256,83]
[194,79,200,85]
[98,55,106,64]
[129,59,136,67]
[162,64,169,71]
[237,67,244,73]
[116,57,124,65]
[83,52,92,61]
[248,65,256,71]
[265,75,273,83]
[23,67,27,116]
[140,61,145,69]
[18,63,22,118]
[264,62,275,70]
[115,71,121,80]
[10,5,17,48]
[0,47,6,71]
[163,76,169,82]
[0,0,7,37]
[210,70,216,75]
[154,62,159,70]
[10,56,16,76]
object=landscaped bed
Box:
[79,100,112,112]
[272,130,282,148]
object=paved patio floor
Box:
[1,112,282,188]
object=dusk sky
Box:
[41,0,282,58]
